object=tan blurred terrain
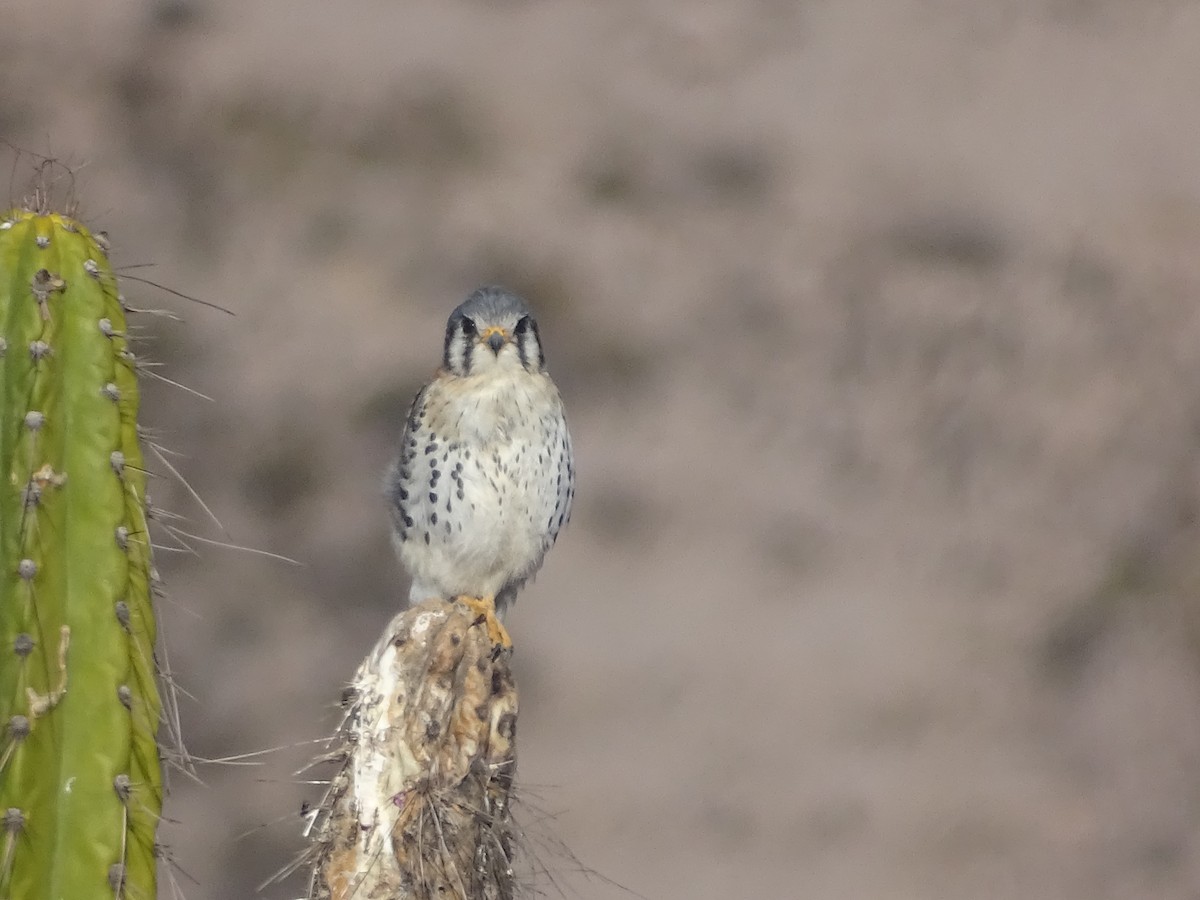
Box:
[6,2,1200,897]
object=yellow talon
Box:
[457,594,512,649]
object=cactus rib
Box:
[0,210,160,900]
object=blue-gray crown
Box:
[451,285,531,325]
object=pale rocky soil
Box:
[6,2,1200,898]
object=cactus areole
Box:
[0,211,161,899]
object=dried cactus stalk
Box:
[0,210,160,899]
[308,598,518,900]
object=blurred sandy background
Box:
[6,1,1200,898]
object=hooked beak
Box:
[480,326,510,355]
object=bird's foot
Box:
[456,594,512,649]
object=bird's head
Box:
[442,286,547,377]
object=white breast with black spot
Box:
[388,366,573,611]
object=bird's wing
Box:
[384,379,436,531]
[548,400,575,547]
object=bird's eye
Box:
[460,317,478,336]
[514,315,531,334]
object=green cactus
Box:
[0,210,160,899]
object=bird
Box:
[385,286,574,647]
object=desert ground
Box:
[5,2,1200,898]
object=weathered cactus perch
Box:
[0,209,161,899]
[305,597,519,900]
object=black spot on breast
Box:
[397,486,409,501]
[491,670,507,695]
[456,488,465,500]
[425,442,438,455]
[431,512,438,525]
[429,492,438,504]
[403,514,414,528]
[424,532,430,545]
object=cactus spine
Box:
[0,210,160,899]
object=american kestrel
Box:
[385,286,574,646]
